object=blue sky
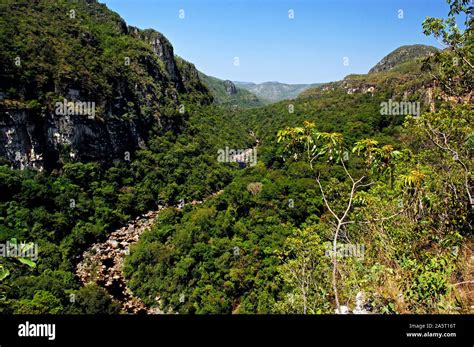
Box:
[100,0,450,84]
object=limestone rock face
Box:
[0,108,148,170]
[128,27,184,92]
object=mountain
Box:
[368,44,439,74]
[300,44,439,103]
[198,72,263,108]
[0,0,212,170]
[234,81,321,103]
[0,0,251,316]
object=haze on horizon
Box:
[101,0,448,84]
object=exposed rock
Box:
[128,27,184,92]
[353,292,369,314]
[335,305,350,314]
[76,208,163,314]
[75,198,218,314]
[0,109,149,170]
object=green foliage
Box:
[0,100,249,313]
[421,0,473,100]
[274,226,332,314]
[124,166,321,313]
[14,290,64,314]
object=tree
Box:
[422,0,473,102]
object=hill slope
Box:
[300,45,438,102]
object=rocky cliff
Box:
[0,0,211,170]
[223,80,237,95]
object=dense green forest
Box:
[0,0,472,315]
[0,103,252,313]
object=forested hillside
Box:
[198,72,263,108]
[234,81,321,103]
[0,0,212,170]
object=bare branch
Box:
[316,175,340,223]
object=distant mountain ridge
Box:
[234,81,321,103]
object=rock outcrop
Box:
[0,108,149,170]
[128,27,184,92]
[75,193,219,314]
